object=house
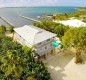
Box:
[14,25,57,58]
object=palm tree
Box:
[0,50,24,79]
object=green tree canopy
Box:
[62,27,86,48]
[33,20,69,38]
[0,34,51,80]
[62,27,86,63]
[0,25,6,34]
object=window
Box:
[19,35,21,38]
[53,37,55,39]
[47,39,50,41]
[38,42,42,46]
[45,46,47,49]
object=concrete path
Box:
[45,50,86,80]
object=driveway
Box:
[44,50,86,80]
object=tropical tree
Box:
[9,26,15,39]
[33,20,69,38]
[0,50,24,79]
[0,25,6,34]
[0,34,51,80]
[54,24,69,37]
[62,27,86,63]
[9,26,14,33]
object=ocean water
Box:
[0,6,77,27]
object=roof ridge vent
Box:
[37,30,43,33]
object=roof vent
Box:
[37,30,43,34]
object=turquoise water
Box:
[0,6,77,27]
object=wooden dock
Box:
[0,17,13,26]
[19,15,41,23]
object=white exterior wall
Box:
[35,38,54,56]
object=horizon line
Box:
[0,6,85,8]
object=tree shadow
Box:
[48,68,66,80]
[48,50,74,68]
[47,50,75,80]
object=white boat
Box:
[37,16,40,19]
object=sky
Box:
[0,0,86,7]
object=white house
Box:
[14,25,57,58]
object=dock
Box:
[0,17,13,26]
[19,15,41,23]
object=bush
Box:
[75,52,83,64]
[0,25,6,34]
[9,26,14,33]
[75,56,83,64]
[0,35,51,80]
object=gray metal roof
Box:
[14,25,56,45]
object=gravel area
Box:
[45,50,86,80]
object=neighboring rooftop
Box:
[14,25,56,45]
[59,19,86,27]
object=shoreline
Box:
[0,7,85,27]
